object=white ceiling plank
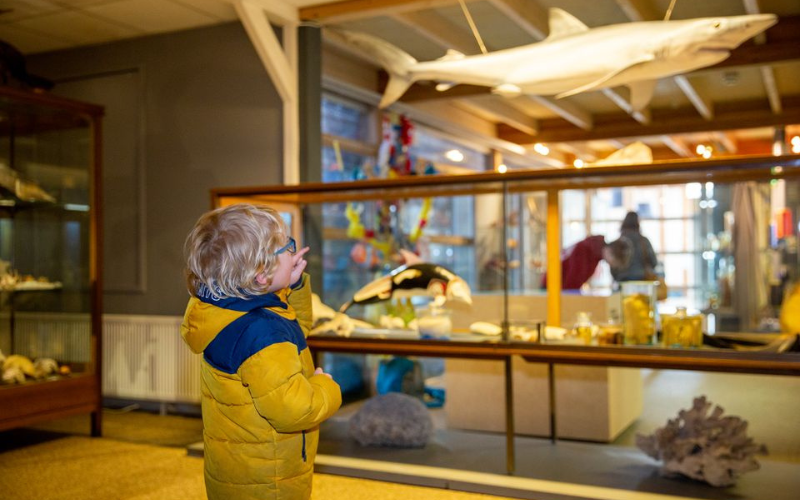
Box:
[742,0,782,114]
[393,10,478,54]
[673,75,714,120]
[457,98,539,136]
[760,65,782,114]
[660,135,692,157]
[601,88,651,124]
[614,0,659,22]
[486,0,549,40]
[525,95,594,130]
[557,142,598,162]
[712,131,738,154]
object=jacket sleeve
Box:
[239,342,342,433]
[288,273,313,337]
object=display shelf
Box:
[0,86,103,436]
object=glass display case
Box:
[0,87,103,435]
[212,153,800,375]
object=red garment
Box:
[542,235,606,290]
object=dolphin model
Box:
[329,8,776,111]
[339,262,472,312]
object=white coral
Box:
[636,396,767,487]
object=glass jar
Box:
[621,281,657,345]
[415,304,452,339]
[661,307,703,348]
[573,312,594,345]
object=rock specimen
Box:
[349,392,433,448]
[636,396,767,487]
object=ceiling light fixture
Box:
[533,143,549,155]
[445,149,464,162]
[497,164,508,173]
[573,159,585,168]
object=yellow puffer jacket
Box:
[181,274,341,500]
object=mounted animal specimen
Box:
[330,8,776,111]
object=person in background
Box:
[543,235,631,290]
[612,211,659,283]
[181,203,342,500]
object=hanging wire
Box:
[458,0,488,54]
[664,0,679,20]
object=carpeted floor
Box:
[0,420,519,500]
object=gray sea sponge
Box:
[349,393,433,448]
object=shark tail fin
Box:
[326,28,417,108]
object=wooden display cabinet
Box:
[0,87,103,435]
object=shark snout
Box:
[723,13,777,46]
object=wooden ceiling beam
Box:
[455,98,538,136]
[660,135,693,158]
[614,0,660,22]
[300,0,457,24]
[497,95,800,144]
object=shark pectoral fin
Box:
[628,80,657,111]
[435,82,457,92]
[546,8,590,40]
[492,83,522,97]
[380,74,414,108]
[555,57,654,100]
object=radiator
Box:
[103,314,201,403]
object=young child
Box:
[181,203,342,500]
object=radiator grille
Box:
[103,315,201,403]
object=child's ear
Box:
[255,272,269,286]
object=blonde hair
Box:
[184,204,288,298]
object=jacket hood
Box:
[181,287,295,354]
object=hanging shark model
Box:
[329,8,776,111]
[339,262,472,312]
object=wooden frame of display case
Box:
[0,87,104,436]
[212,153,800,472]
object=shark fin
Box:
[436,82,457,92]
[628,80,657,111]
[327,28,417,108]
[399,249,422,265]
[438,49,465,61]
[381,74,414,108]
[546,8,589,40]
[555,57,655,99]
[492,83,522,97]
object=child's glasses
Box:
[274,237,296,255]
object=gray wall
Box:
[29,22,284,315]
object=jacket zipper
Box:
[301,430,307,462]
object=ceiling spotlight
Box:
[533,143,549,155]
[445,149,464,162]
[696,144,707,155]
[573,159,585,168]
[791,136,800,146]
[702,149,712,159]
[497,164,508,173]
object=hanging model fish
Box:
[327,9,776,111]
[339,262,472,312]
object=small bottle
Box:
[574,312,594,345]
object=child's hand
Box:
[290,246,310,284]
[314,366,332,379]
